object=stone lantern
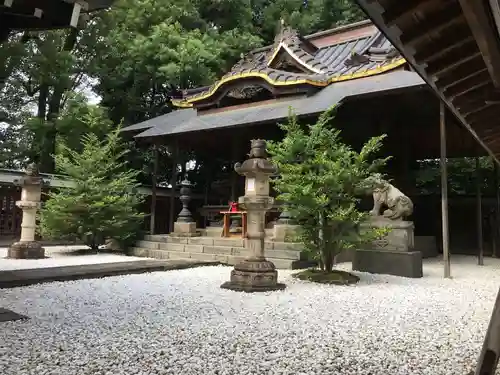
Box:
[7,163,45,259]
[221,139,286,292]
[173,176,199,237]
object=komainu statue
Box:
[368,175,413,221]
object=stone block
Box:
[204,227,223,237]
[144,235,169,242]
[190,252,216,262]
[231,247,251,256]
[159,243,185,252]
[273,224,300,242]
[414,236,439,258]
[214,254,229,263]
[137,241,160,249]
[167,236,188,244]
[213,238,244,247]
[227,255,247,265]
[264,242,274,250]
[7,242,45,259]
[168,252,190,260]
[130,247,149,257]
[185,244,204,253]
[334,248,353,263]
[272,242,303,251]
[361,218,414,252]
[264,249,302,260]
[148,250,166,259]
[188,237,214,246]
[204,246,233,255]
[173,222,197,235]
[352,249,423,278]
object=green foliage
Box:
[415,157,496,196]
[39,115,145,251]
[267,106,389,272]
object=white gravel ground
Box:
[0,246,148,270]
[0,255,498,375]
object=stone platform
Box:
[0,259,217,288]
[352,249,423,278]
[131,234,314,270]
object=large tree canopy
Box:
[0,0,364,173]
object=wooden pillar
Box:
[477,156,484,266]
[168,139,179,233]
[495,161,499,258]
[440,102,451,278]
[149,144,159,235]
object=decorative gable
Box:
[171,23,406,109]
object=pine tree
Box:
[39,113,145,251]
[267,106,389,272]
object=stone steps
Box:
[131,235,311,269]
[130,247,311,270]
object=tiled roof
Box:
[131,71,424,137]
[172,25,405,108]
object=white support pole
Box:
[70,3,82,27]
[440,101,451,278]
[476,156,484,266]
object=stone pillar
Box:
[173,177,199,237]
[7,163,45,259]
[221,140,286,292]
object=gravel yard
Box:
[0,255,498,375]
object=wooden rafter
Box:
[414,26,474,63]
[460,101,494,117]
[445,70,492,98]
[466,104,500,123]
[400,5,464,46]
[427,44,481,76]
[435,59,486,88]
[458,0,500,87]
[382,0,437,27]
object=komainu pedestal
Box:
[220,139,286,292]
[7,164,45,259]
[353,176,422,278]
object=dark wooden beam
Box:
[435,57,486,88]
[382,0,437,27]
[444,70,491,98]
[460,102,493,117]
[453,84,494,106]
[414,25,474,63]
[467,105,500,124]
[426,42,481,76]
[400,5,464,46]
[458,0,500,87]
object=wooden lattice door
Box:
[0,185,21,240]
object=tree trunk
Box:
[39,28,79,173]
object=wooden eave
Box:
[0,0,114,33]
[354,0,500,163]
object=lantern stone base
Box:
[173,222,200,237]
[7,241,45,259]
[220,258,286,292]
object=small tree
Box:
[268,107,389,272]
[39,117,145,251]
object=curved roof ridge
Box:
[171,23,406,108]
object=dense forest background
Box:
[0,0,496,196]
